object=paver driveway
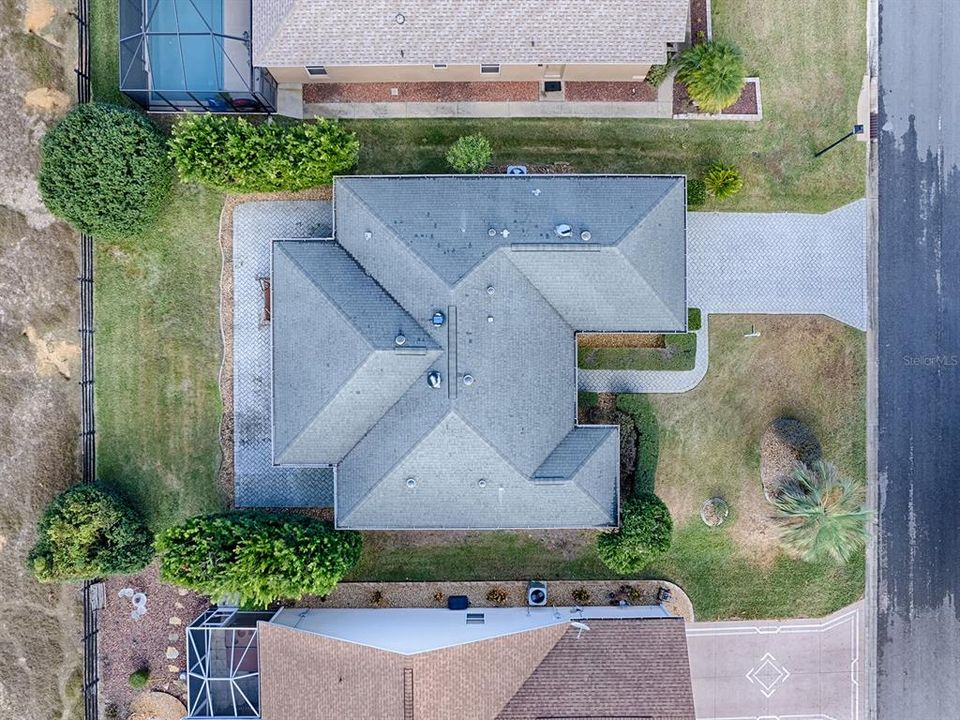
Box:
[686,602,865,720]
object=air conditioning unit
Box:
[527,580,547,606]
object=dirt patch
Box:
[24,86,70,112]
[305,81,540,103]
[23,0,57,33]
[578,333,665,349]
[760,417,822,500]
[100,565,209,717]
[23,324,79,378]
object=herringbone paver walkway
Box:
[580,200,867,394]
[232,201,335,507]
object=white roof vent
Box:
[395,12,405,24]
[462,374,475,386]
[555,224,573,238]
[405,477,417,488]
[580,230,592,242]
[395,334,406,346]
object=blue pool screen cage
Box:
[120,0,276,112]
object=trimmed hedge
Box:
[597,493,673,574]
[687,177,707,208]
[688,307,702,331]
[616,395,660,495]
[156,511,362,607]
[29,484,153,582]
[446,134,493,173]
[169,115,359,192]
[38,103,172,238]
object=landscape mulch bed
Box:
[690,0,710,42]
[483,162,575,175]
[304,81,540,103]
[564,81,657,102]
[578,333,665,349]
[673,79,759,116]
[578,394,638,497]
[99,565,209,717]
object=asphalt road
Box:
[876,0,960,716]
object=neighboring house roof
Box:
[257,608,695,720]
[252,0,690,67]
[270,175,687,529]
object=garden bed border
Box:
[673,77,763,121]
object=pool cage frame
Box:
[185,607,279,719]
[119,0,277,113]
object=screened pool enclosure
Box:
[120,0,276,112]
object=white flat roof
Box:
[268,604,672,655]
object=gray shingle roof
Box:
[253,0,689,68]
[269,175,686,529]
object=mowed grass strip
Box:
[94,184,226,530]
[346,0,865,212]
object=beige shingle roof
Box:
[253,0,689,67]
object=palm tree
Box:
[703,163,743,200]
[676,40,746,113]
[772,460,870,564]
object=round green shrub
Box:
[169,115,359,192]
[676,40,746,113]
[645,63,669,88]
[446,134,493,173]
[128,668,150,689]
[29,484,154,582]
[687,177,707,208]
[156,511,363,607]
[39,103,172,237]
[704,163,744,200]
[597,493,673,574]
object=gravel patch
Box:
[296,580,694,620]
[99,565,208,717]
[304,82,540,103]
[564,81,657,102]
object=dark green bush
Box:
[169,115,359,192]
[578,391,600,409]
[29,484,153,582]
[688,307,702,331]
[687,178,707,208]
[676,40,746,113]
[39,103,172,237]
[645,63,669,88]
[128,668,150,689]
[597,493,673,574]
[156,511,362,607]
[446,134,493,173]
[616,395,660,494]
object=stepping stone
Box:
[165,646,179,660]
[168,617,182,626]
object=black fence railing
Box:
[74,1,100,719]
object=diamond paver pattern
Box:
[233,201,335,507]
[579,200,867,394]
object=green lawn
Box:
[578,334,697,371]
[346,0,865,212]
[94,183,226,530]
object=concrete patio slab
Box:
[686,602,865,720]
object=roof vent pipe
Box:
[580,230,592,242]
[395,334,406,346]
[555,224,573,238]
[427,370,442,388]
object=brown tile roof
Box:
[497,618,696,720]
[253,0,689,67]
[258,618,694,720]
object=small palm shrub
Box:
[39,103,172,237]
[446,134,492,173]
[156,511,362,607]
[772,461,870,564]
[676,40,746,113]
[597,493,673,574]
[29,484,153,582]
[704,163,743,200]
[169,115,359,192]
[687,177,707,208]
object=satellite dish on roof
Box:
[571,621,591,638]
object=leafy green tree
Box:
[156,511,362,607]
[597,493,673,574]
[169,115,359,192]
[38,103,172,237]
[676,40,746,113]
[703,163,744,200]
[29,484,153,582]
[772,461,870,564]
[446,134,493,173]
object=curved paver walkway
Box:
[686,601,865,720]
[580,200,867,393]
